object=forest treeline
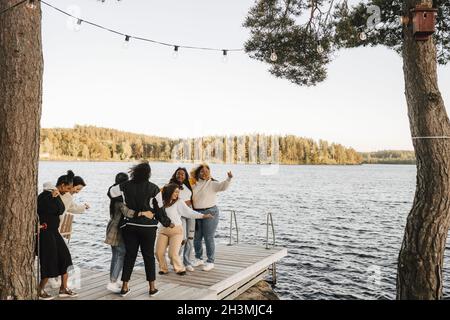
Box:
[39,125,367,165]
[360,150,416,164]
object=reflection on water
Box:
[38,161,449,300]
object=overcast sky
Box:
[40,0,450,152]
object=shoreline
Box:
[38,159,415,166]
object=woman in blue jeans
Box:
[105,172,129,293]
[190,164,233,271]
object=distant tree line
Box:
[40,125,173,161]
[360,150,416,164]
[39,125,364,165]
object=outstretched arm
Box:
[179,201,205,219]
[68,202,88,214]
[212,172,233,192]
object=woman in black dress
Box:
[38,171,78,300]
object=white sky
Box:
[40,0,450,152]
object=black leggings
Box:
[121,225,157,282]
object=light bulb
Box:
[74,19,82,32]
[26,0,37,9]
[317,45,324,54]
[123,35,131,49]
[270,51,278,62]
[172,46,179,59]
[359,32,367,41]
[222,50,228,63]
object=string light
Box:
[270,50,278,62]
[359,32,367,41]
[222,50,228,63]
[26,0,37,9]
[74,18,82,32]
[172,45,179,59]
[1,0,243,60]
[317,44,324,54]
[0,0,374,61]
[123,35,130,49]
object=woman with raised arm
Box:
[190,164,233,272]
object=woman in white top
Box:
[190,164,233,272]
[155,183,212,276]
[60,176,90,217]
[168,167,198,271]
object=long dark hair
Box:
[161,183,180,208]
[56,170,75,186]
[73,176,86,187]
[169,167,192,191]
[108,172,129,216]
[130,161,151,183]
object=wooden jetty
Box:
[47,244,287,300]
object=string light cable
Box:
[0,0,28,15]
[0,0,244,56]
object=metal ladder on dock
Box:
[227,210,278,286]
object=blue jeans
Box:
[194,206,220,263]
[182,218,195,266]
[110,241,126,282]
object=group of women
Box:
[105,162,233,297]
[36,162,233,300]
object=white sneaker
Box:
[106,282,121,293]
[192,259,204,267]
[203,263,215,272]
[186,265,194,272]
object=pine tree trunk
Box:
[0,1,43,300]
[397,0,450,300]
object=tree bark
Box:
[397,0,450,300]
[0,1,43,300]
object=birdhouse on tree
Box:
[410,4,438,41]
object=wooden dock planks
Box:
[49,244,287,300]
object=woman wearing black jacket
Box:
[37,171,78,300]
[109,161,172,297]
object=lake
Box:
[38,161,450,300]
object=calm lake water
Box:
[38,161,450,300]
